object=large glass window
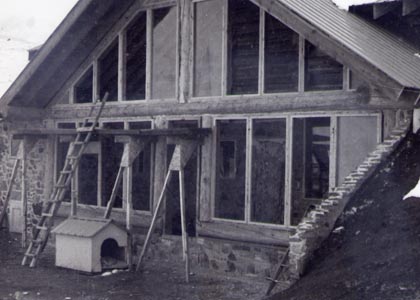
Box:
[305,42,343,91]
[251,119,286,224]
[227,0,260,95]
[193,0,224,97]
[126,12,147,101]
[264,14,299,93]
[74,67,93,103]
[99,40,119,102]
[215,120,247,220]
[152,7,177,99]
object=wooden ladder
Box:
[22,95,107,268]
[0,156,22,228]
[265,247,290,296]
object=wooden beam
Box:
[178,0,193,103]
[403,0,420,16]
[199,116,213,222]
[373,2,400,20]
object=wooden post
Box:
[199,116,213,222]
[178,168,190,282]
[21,138,27,248]
[0,159,20,227]
[126,162,133,269]
[136,170,173,271]
[178,0,193,103]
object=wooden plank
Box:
[373,2,400,19]
[104,166,124,219]
[284,116,292,227]
[329,116,338,190]
[259,8,265,95]
[298,36,305,93]
[126,163,133,270]
[0,159,20,227]
[118,31,127,101]
[199,116,213,222]
[21,139,27,248]
[196,221,291,246]
[403,0,420,16]
[178,0,193,103]
[221,0,228,96]
[146,9,153,101]
[136,170,173,271]
[179,169,190,282]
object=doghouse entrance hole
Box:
[101,238,125,270]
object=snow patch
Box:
[332,0,398,11]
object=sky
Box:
[0,0,387,97]
[0,0,78,96]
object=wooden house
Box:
[0,0,419,278]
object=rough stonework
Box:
[288,120,411,278]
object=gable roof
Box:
[52,216,125,237]
[262,0,420,90]
[1,0,420,113]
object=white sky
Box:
[0,0,78,97]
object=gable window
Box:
[74,67,93,103]
[227,0,260,95]
[126,12,147,101]
[99,40,119,102]
[151,7,177,100]
[304,41,343,91]
[264,14,299,93]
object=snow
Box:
[332,0,397,11]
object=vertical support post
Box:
[199,116,213,222]
[178,168,190,282]
[298,36,305,93]
[284,116,293,227]
[136,170,173,271]
[178,0,193,103]
[21,138,27,248]
[118,31,127,102]
[126,162,133,269]
[70,164,77,217]
[329,116,338,191]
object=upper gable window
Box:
[305,41,343,91]
[227,0,260,95]
[99,40,119,102]
[264,14,299,93]
[151,7,177,100]
[74,67,93,103]
[126,12,147,101]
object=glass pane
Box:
[215,120,246,220]
[99,40,119,102]
[227,0,260,95]
[101,122,124,207]
[264,13,299,93]
[79,154,98,205]
[126,12,147,100]
[74,67,93,103]
[291,117,330,226]
[305,41,343,91]
[128,121,153,211]
[193,0,223,97]
[251,119,286,224]
[152,7,177,99]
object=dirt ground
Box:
[271,132,420,300]
[0,231,267,300]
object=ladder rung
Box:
[31,239,43,245]
[36,225,48,231]
[41,212,53,218]
[60,170,72,175]
[72,141,84,145]
[77,127,99,133]
[24,253,36,258]
[55,184,67,189]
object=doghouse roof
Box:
[52,217,125,238]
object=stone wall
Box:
[288,120,411,278]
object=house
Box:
[0,0,419,279]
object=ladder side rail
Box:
[0,159,21,226]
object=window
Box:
[74,67,93,103]
[251,119,286,224]
[215,120,247,220]
[227,0,260,95]
[214,118,287,225]
[264,14,299,93]
[193,0,224,97]
[101,122,124,207]
[99,40,119,102]
[151,7,177,99]
[126,12,147,100]
[305,41,343,91]
[129,121,153,211]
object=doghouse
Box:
[52,217,128,273]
